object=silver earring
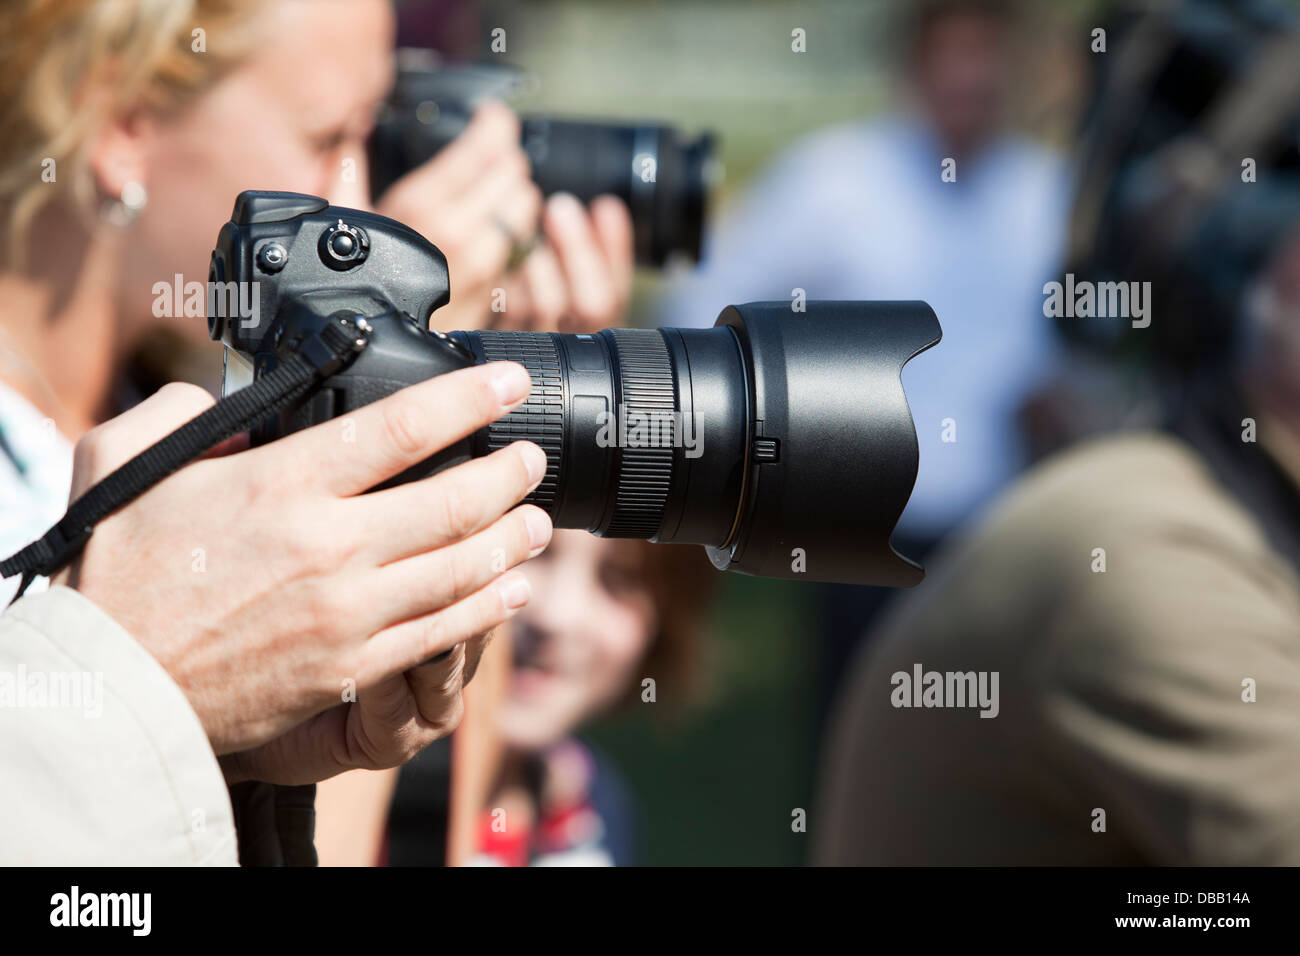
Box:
[102,180,148,227]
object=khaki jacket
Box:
[816,430,1300,864]
[0,586,237,865]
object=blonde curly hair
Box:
[0,0,267,264]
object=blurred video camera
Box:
[368,49,718,268]
[1065,0,1300,368]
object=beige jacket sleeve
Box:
[0,586,237,865]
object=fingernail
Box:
[491,363,531,407]
[523,506,552,557]
[547,191,583,222]
[519,441,547,488]
[498,572,531,611]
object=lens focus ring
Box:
[472,331,563,513]
[607,328,676,538]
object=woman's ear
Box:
[86,104,154,210]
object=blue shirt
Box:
[0,382,72,604]
[656,116,1071,537]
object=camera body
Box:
[209,191,478,481]
[210,190,941,587]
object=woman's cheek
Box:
[586,604,655,709]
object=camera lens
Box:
[368,64,718,267]
[520,119,717,266]
[448,301,940,587]
[208,191,941,588]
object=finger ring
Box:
[494,215,539,272]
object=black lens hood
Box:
[706,301,942,587]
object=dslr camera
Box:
[209,190,940,587]
[368,50,717,267]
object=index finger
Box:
[544,192,617,327]
[251,361,533,497]
[590,194,635,312]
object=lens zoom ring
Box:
[607,328,675,538]
[472,330,563,513]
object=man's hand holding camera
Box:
[376,101,633,334]
[53,362,552,784]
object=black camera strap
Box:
[0,317,368,604]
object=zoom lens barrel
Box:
[448,300,942,587]
[518,119,716,265]
[452,325,744,545]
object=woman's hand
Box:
[374,101,635,334]
[376,101,542,331]
[493,192,634,333]
[54,362,553,781]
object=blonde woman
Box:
[0,0,629,864]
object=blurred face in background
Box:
[109,0,393,350]
[909,10,1012,156]
[497,531,657,751]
